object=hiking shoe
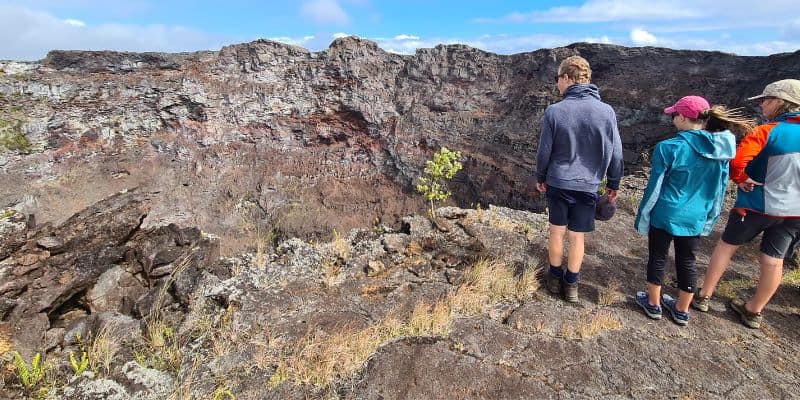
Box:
[730,298,762,329]
[691,290,710,312]
[563,278,579,303]
[635,291,662,320]
[661,294,690,326]
[546,271,562,295]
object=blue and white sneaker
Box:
[635,291,662,320]
[661,293,690,326]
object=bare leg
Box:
[699,240,740,298]
[676,290,694,313]
[647,282,661,307]
[548,224,567,267]
[566,230,585,273]
[746,254,783,313]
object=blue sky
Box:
[1,0,799,60]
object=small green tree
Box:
[416,147,463,217]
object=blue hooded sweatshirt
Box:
[536,84,623,192]
[635,129,737,236]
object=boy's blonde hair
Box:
[558,56,592,84]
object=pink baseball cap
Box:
[663,96,710,119]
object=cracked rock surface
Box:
[2,188,798,399]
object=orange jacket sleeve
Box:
[730,124,774,183]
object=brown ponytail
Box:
[701,105,757,136]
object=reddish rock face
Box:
[1,38,798,252]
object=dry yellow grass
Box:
[0,327,10,355]
[89,323,121,376]
[210,304,239,358]
[269,258,542,389]
[460,258,540,304]
[330,229,351,261]
[271,300,453,388]
[561,310,623,340]
[597,279,621,306]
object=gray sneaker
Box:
[563,279,579,303]
[546,271,562,295]
[730,298,762,329]
[691,290,710,312]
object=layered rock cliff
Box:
[1,38,799,251]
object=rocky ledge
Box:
[1,189,798,399]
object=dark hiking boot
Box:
[546,271,562,295]
[563,278,579,303]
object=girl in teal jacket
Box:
[634,95,755,326]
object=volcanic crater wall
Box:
[1,37,798,251]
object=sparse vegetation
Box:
[716,278,756,299]
[12,351,45,390]
[448,257,541,316]
[416,147,463,216]
[597,279,621,306]
[782,268,800,287]
[271,300,452,388]
[88,325,121,375]
[561,310,623,339]
[0,116,31,154]
[212,386,236,400]
[0,209,15,220]
[69,351,89,376]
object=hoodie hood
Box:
[563,83,601,100]
[677,129,736,160]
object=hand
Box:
[606,189,618,203]
[738,178,763,192]
[536,182,547,193]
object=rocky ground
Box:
[1,187,798,399]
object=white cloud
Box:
[0,5,237,60]
[584,35,612,44]
[630,28,658,45]
[393,34,419,40]
[479,1,699,23]
[267,35,316,47]
[332,32,350,39]
[62,18,85,27]
[300,0,350,26]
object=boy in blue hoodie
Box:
[634,96,754,326]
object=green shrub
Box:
[416,147,463,216]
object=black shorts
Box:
[546,186,598,233]
[721,210,800,259]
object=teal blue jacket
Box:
[635,129,736,236]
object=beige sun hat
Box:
[747,79,800,105]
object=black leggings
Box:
[646,226,699,293]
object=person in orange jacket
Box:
[693,79,800,329]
